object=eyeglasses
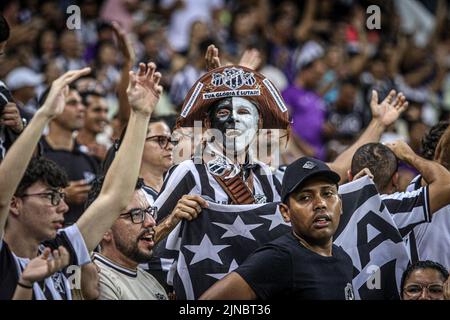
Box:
[403,283,444,299]
[21,191,66,206]
[119,206,157,224]
[145,135,178,149]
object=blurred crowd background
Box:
[1,0,450,191]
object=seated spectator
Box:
[88,177,206,300]
[401,260,449,300]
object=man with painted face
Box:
[154,65,409,220]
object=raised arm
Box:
[112,21,136,129]
[329,90,408,182]
[200,272,257,300]
[386,140,450,214]
[76,62,162,252]
[0,68,91,239]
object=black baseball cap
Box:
[281,157,341,203]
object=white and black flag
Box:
[334,176,410,300]
[151,176,412,300]
[152,201,290,300]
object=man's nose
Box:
[313,195,327,211]
[418,288,430,300]
[142,213,156,228]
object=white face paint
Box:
[212,97,259,154]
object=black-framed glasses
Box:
[119,206,157,224]
[404,283,444,299]
[21,191,66,206]
[145,135,178,149]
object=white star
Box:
[213,215,263,241]
[260,212,290,231]
[184,234,230,265]
[207,259,239,280]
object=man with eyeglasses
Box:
[140,116,177,205]
[85,175,207,300]
[0,62,166,300]
[401,260,450,300]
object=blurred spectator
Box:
[325,78,365,160]
[76,90,110,164]
[159,0,224,54]
[55,30,86,72]
[5,67,42,114]
[40,87,99,225]
[282,41,327,160]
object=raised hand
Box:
[205,44,221,71]
[38,68,91,119]
[127,62,162,116]
[238,48,262,70]
[0,103,23,133]
[19,246,70,286]
[370,90,409,128]
[111,21,135,65]
[385,140,416,162]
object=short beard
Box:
[115,238,153,264]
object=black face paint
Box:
[209,98,235,134]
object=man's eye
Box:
[238,109,250,114]
[299,196,311,201]
[217,110,230,117]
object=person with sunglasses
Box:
[401,260,450,300]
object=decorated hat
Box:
[176,65,290,129]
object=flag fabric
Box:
[334,176,410,300]
[152,201,290,300]
[151,176,414,300]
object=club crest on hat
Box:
[303,161,316,170]
[211,67,256,90]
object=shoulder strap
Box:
[212,171,255,205]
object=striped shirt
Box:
[405,174,450,269]
[380,186,431,238]
[153,159,281,222]
[0,225,90,300]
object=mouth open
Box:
[225,129,242,138]
[312,214,331,228]
[52,220,64,229]
[138,232,155,247]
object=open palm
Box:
[40,68,91,119]
[21,247,70,283]
[127,62,163,116]
[370,90,409,127]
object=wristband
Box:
[17,281,33,289]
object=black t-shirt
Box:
[235,233,355,300]
[41,138,99,225]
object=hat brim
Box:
[282,170,341,204]
[176,65,290,130]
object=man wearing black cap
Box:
[200,157,354,300]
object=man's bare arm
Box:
[387,140,450,214]
[329,90,408,182]
[77,62,162,252]
[200,272,257,300]
[0,68,91,239]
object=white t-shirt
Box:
[93,253,168,300]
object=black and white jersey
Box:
[380,186,431,238]
[405,174,450,269]
[0,225,91,300]
[153,159,281,222]
[141,185,159,206]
